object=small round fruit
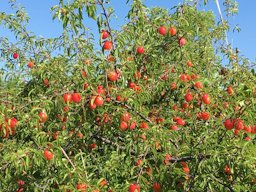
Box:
[202,94,210,105]
[103,41,112,50]
[194,82,203,89]
[136,46,144,54]
[120,121,128,131]
[169,27,177,36]
[63,93,72,103]
[107,71,118,82]
[10,117,18,129]
[101,30,109,39]
[43,149,54,161]
[130,121,136,130]
[153,182,161,192]
[121,112,130,122]
[140,122,148,130]
[184,92,193,102]
[13,52,19,59]
[176,118,185,126]
[179,37,186,46]
[94,96,104,106]
[27,61,35,68]
[72,93,82,103]
[39,112,47,123]
[227,86,233,95]
[76,183,87,192]
[158,26,167,35]
[224,119,234,130]
[187,60,193,67]
[129,183,140,192]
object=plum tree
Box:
[0,0,255,191]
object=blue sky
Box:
[0,0,255,62]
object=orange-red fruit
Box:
[27,61,35,68]
[136,159,143,167]
[194,82,203,89]
[170,125,178,131]
[120,121,128,131]
[108,71,118,82]
[224,119,234,130]
[140,122,149,130]
[94,96,104,106]
[202,94,211,105]
[76,183,87,192]
[227,86,233,95]
[102,30,109,39]
[176,118,185,126]
[63,93,72,103]
[89,102,97,110]
[198,112,210,121]
[43,78,49,86]
[10,117,18,129]
[43,149,54,161]
[39,112,47,123]
[137,46,144,54]
[179,37,186,46]
[184,92,193,102]
[129,183,140,192]
[100,179,108,187]
[224,165,231,175]
[72,93,82,103]
[130,121,136,130]
[187,60,193,67]
[121,112,130,122]
[153,182,161,192]
[103,41,112,50]
[169,27,177,36]
[158,26,167,35]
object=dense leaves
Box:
[0,0,255,191]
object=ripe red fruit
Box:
[72,93,82,103]
[100,179,108,187]
[170,82,176,90]
[136,159,143,167]
[224,119,234,130]
[129,183,140,192]
[63,93,72,103]
[184,92,193,102]
[198,112,210,121]
[202,94,211,105]
[97,85,105,94]
[39,112,47,123]
[153,182,161,192]
[103,41,112,50]
[101,30,109,39]
[180,74,188,82]
[224,165,231,175]
[179,37,186,46]
[10,117,18,129]
[94,96,104,106]
[13,52,19,59]
[176,118,185,126]
[43,149,54,161]
[89,102,97,110]
[136,46,144,54]
[27,61,35,68]
[108,71,118,82]
[17,180,25,186]
[140,122,149,130]
[187,60,193,67]
[234,119,243,130]
[43,78,49,87]
[194,81,203,89]
[128,81,136,89]
[120,121,128,131]
[76,183,87,191]
[116,95,122,101]
[227,86,233,95]
[182,102,189,109]
[158,26,167,35]
[181,162,190,175]
[169,27,177,36]
[130,121,136,130]
[170,125,179,131]
[121,112,130,122]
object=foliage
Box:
[0,0,255,191]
